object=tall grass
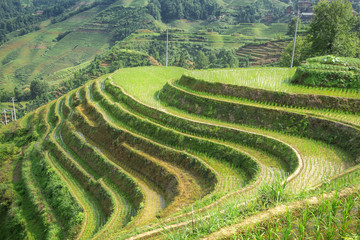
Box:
[187,68,359,98]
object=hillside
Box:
[0,0,295,103]
[1,65,359,239]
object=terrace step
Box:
[71,125,166,230]
[163,80,360,160]
[103,79,296,180]
[48,98,111,238]
[45,151,98,240]
[158,81,353,189]
[177,75,360,119]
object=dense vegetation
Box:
[292,55,360,88]
[1,1,360,237]
[280,0,360,67]
[0,0,79,44]
[147,0,220,22]
[1,65,359,239]
[94,5,160,43]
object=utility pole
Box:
[2,109,7,125]
[290,10,301,68]
[166,25,169,67]
[10,109,13,121]
[11,97,17,121]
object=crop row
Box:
[77,84,216,216]
[104,79,299,175]
[159,80,360,162]
[178,75,360,114]
[91,81,258,180]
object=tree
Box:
[195,51,209,69]
[218,49,239,68]
[279,36,311,67]
[287,17,301,36]
[147,0,161,20]
[30,79,49,99]
[177,52,188,68]
[308,0,359,57]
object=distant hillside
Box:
[236,40,288,66]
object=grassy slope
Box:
[1,65,359,238]
[0,0,290,95]
[111,67,353,189]
[106,66,358,239]
[0,5,110,91]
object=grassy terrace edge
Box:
[178,75,360,114]
[105,79,300,178]
[159,80,360,163]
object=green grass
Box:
[186,68,360,98]
[223,23,288,38]
[2,63,360,239]
[0,5,110,90]
[111,66,353,191]
[111,66,185,107]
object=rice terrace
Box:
[1,0,360,239]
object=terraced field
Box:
[236,41,288,66]
[1,66,359,239]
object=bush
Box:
[291,55,360,89]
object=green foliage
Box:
[106,79,298,174]
[87,47,153,76]
[94,6,159,43]
[279,37,311,67]
[307,55,360,68]
[160,81,360,161]
[179,75,360,114]
[0,144,19,220]
[235,0,288,23]
[187,67,359,98]
[257,173,288,207]
[30,79,49,99]
[30,146,83,235]
[0,0,79,43]
[19,152,62,239]
[88,83,220,183]
[61,119,143,208]
[308,0,360,57]
[216,49,239,68]
[1,48,20,65]
[286,17,301,36]
[292,67,360,89]
[292,56,360,89]
[195,50,209,69]
[148,0,220,22]
[93,82,259,180]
